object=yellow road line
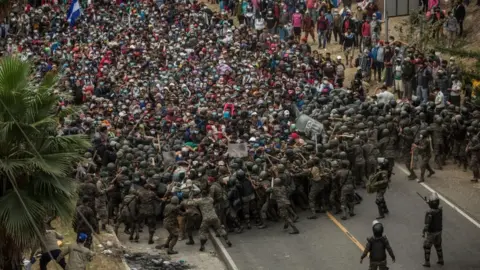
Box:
[326,211,365,251]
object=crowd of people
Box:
[6,0,476,269]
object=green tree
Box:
[0,57,90,270]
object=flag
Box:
[67,0,82,27]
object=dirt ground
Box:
[116,223,226,270]
[31,220,127,270]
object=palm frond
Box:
[0,190,45,247]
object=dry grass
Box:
[31,219,126,270]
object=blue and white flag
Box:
[67,0,82,27]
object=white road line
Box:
[395,164,480,229]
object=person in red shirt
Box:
[316,11,329,49]
[361,17,371,53]
[303,11,315,43]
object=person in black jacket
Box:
[454,1,466,36]
[360,220,396,269]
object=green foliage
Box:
[0,57,91,269]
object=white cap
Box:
[336,56,342,60]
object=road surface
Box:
[226,165,480,270]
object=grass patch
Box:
[31,218,126,270]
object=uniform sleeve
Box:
[384,237,395,261]
[56,245,70,263]
[424,211,432,233]
[361,238,371,259]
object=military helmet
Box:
[84,152,93,159]
[236,169,246,179]
[340,159,350,168]
[259,171,268,180]
[273,178,282,185]
[245,161,254,171]
[230,163,239,170]
[170,196,179,205]
[381,128,389,137]
[277,164,286,172]
[324,149,333,157]
[372,220,384,237]
[252,164,260,173]
[420,129,429,137]
[352,138,361,145]
[330,138,339,147]
[107,163,116,171]
[338,151,347,160]
[428,192,440,209]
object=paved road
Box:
[227,165,480,270]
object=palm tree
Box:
[0,57,91,270]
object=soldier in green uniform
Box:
[137,183,162,244]
[367,158,390,219]
[412,130,435,183]
[336,160,355,220]
[267,178,300,234]
[422,192,444,267]
[158,196,184,254]
[193,191,232,251]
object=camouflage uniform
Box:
[114,192,139,242]
[73,198,97,249]
[335,164,355,220]
[399,128,417,180]
[137,186,161,244]
[362,141,379,179]
[95,179,109,229]
[306,164,326,219]
[415,135,435,182]
[161,198,183,254]
[194,196,232,251]
[422,196,443,267]
[77,180,98,218]
[209,181,229,230]
[270,179,299,234]
[377,135,396,180]
[467,136,480,182]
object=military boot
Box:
[423,248,431,267]
[199,239,207,252]
[148,233,154,245]
[376,204,385,219]
[307,209,318,219]
[383,202,389,214]
[288,222,300,234]
[223,235,233,247]
[186,235,195,245]
[341,206,348,220]
[167,236,178,254]
[436,248,444,265]
[471,169,479,182]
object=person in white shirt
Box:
[434,87,445,111]
[254,12,265,37]
[449,75,462,106]
[375,84,395,104]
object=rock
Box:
[106,241,113,248]
[102,249,113,255]
[97,244,104,249]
